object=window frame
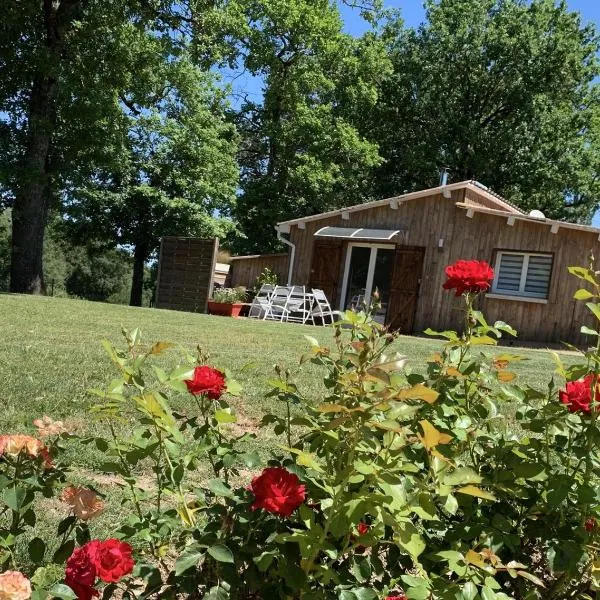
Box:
[490,250,553,300]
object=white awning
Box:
[314,226,401,241]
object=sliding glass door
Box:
[341,244,395,323]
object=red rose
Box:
[357,522,369,536]
[586,518,597,532]
[94,539,135,583]
[249,467,306,517]
[65,542,99,600]
[66,581,99,600]
[559,374,599,414]
[185,366,226,399]
[385,595,408,600]
[442,260,494,296]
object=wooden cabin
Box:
[229,181,600,344]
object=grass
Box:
[0,293,582,555]
[0,293,578,444]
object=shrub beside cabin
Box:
[229,181,600,344]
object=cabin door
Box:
[386,247,425,333]
[309,239,343,306]
[340,244,395,323]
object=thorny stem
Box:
[162,443,196,527]
[154,426,164,515]
[582,313,600,524]
[107,421,155,553]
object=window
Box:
[491,251,553,299]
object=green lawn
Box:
[0,293,580,549]
[0,292,577,449]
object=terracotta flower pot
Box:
[207,301,245,317]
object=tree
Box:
[0,0,241,294]
[233,0,391,253]
[64,57,238,306]
[369,0,600,221]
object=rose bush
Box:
[2,262,600,599]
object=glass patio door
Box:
[341,244,395,323]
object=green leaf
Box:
[395,521,426,559]
[53,540,75,564]
[350,557,372,583]
[581,325,599,336]
[214,409,236,424]
[586,302,600,321]
[574,288,595,300]
[352,589,378,600]
[48,583,78,600]
[208,544,234,563]
[208,479,233,497]
[568,267,597,285]
[461,582,478,600]
[28,537,46,564]
[175,551,203,575]
[442,467,482,486]
[480,586,497,600]
[225,378,242,396]
[444,494,458,515]
[204,586,229,600]
[3,486,31,512]
[241,452,261,468]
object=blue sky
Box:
[340,0,600,33]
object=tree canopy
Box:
[0,0,599,302]
[367,0,600,221]
[233,0,391,253]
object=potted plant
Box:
[207,287,247,317]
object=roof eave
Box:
[275,180,520,229]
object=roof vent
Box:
[528,209,546,220]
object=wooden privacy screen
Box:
[155,237,218,313]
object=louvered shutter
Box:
[496,254,524,293]
[524,255,552,298]
[492,252,552,299]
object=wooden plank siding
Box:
[155,237,218,313]
[228,253,289,289]
[283,188,600,345]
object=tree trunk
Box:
[130,242,149,307]
[9,0,80,294]
[10,76,57,294]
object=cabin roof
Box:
[275,180,523,230]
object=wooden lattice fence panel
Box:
[155,237,218,313]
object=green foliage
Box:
[5,261,600,598]
[233,0,391,253]
[63,53,239,305]
[211,287,247,303]
[369,0,600,221]
[254,267,279,292]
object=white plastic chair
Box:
[284,286,312,324]
[248,284,275,320]
[311,289,335,325]
[264,286,292,321]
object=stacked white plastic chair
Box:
[283,286,312,324]
[310,289,335,325]
[248,284,275,320]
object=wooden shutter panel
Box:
[386,247,425,333]
[309,239,343,307]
